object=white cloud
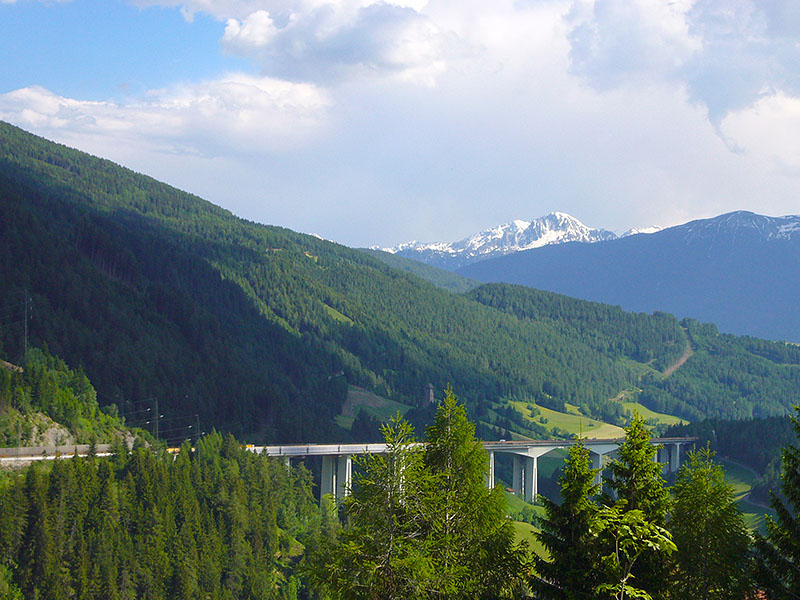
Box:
[0,74,330,157]
[128,0,468,86]
[5,0,800,246]
[721,91,800,174]
[219,2,464,85]
[564,0,800,121]
[567,0,700,88]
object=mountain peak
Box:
[384,212,616,270]
[680,211,800,241]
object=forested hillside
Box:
[1,121,799,443]
[0,348,128,446]
[470,285,800,421]
[0,434,324,599]
[667,415,797,504]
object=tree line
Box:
[311,393,800,599]
[1,390,799,598]
[0,432,330,600]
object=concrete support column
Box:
[524,456,537,503]
[284,456,291,472]
[590,451,603,487]
[513,455,523,497]
[486,451,495,488]
[668,443,680,473]
[336,455,352,500]
[321,455,336,506]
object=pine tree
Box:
[670,447,753,600]
[533,438,602,600]
[603,413,672,600]
[311,389,526,599]
[309,416,432,599]
[605,414,671,523]
[423,387,525,599]
[0,563,23,600]
[754,406,800,599]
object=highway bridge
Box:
[1,437,695,505]
[252,437,694,505]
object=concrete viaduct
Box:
[251,437,694,505]
[0,437,694,506]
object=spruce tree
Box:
[603,413,672,600]
[605,414,671,523]
[423,387,526,599]
[754,406,800,599]
[311,389,526,599]
[670,447,753,599]
[533,438,602,600]
[309,416,432,599]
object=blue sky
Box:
[1,0,799,247]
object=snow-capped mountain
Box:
[677,211,800,242]
[383,212,617,270]
[459,211,800,342]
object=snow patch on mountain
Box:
[621,226,662,237]
[382,212,617,270]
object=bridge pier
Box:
[587,443,619,489]
[337,455,352,501]
[507,447,554,502]
[320,454,354,506]
[667,443,680,473]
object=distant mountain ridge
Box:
[383,212,619,270]
[459,210,800,342]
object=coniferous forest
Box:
[2,393,799,599]
[0,434,327,600]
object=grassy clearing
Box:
[718,458,775,533]
[323,303,354,325]
[512,401,625,439]
[503,491,548,558]
[335,386,412,429]
[512,521,548,558]
[621,402,684,426]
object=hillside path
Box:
[663,334,693,377]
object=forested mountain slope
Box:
[1,121,798,442]
[469,284,800,421]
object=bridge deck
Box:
[253,437,695,457]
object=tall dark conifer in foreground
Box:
[603,414,672,600]
[755,406,800,599]
[423,388,526,599]
[670,447,753,599]
[533,439,601,600]
[310,388,527,599]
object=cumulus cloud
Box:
[721,91,800,174]
[220,2,464,85]
[565,0,800,121]
[567,0,700,88]
[129,0,467,85]
[0,74,330,157]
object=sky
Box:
[1,0,799,247]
